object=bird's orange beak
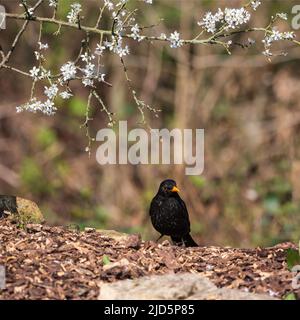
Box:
[171,186,180,193]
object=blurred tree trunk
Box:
[174,1,193,181]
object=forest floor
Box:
[0,219,299,300]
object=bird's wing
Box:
[166,196,191,232]
[177,196,191,230]
[149,195,162,217]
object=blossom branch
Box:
[1,0,299,142]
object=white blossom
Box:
[48,0,57,8]
[16,98,43,114]
[283,31,295,39]
[251,1,261,11]
[67,3,82,24]
[160,33,167,40]
[277,13,288,20]
[81,52,95,63]
[224,8,251,30]
[44,84,58,99]
[43,99,57,115]
[34,51,41,61]
[80,61,98,87]
[60,91,73,99]
[16,98,57,116]
[27,7,34,16]
[98,73,106,82]
[29,66,40,79]
[82,78,94,87]
[198,8,224,33]
[95,44,106,56]
[262,49,272,57]
[82,62,96,77]
[169,31,183,48]
[19,1,34,16]
[118,45,130,57]
[60,62,77,81]
[39,68,51,80]
[270,28,282,41]
[104,0,114,10]
[14,1,299,118]
[131,24,143,41]
[262,27,294,53]
[198,7,251,33]
[103,40,114,51]
[104,36,130,57]
[38,42,49,50]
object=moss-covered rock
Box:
[0,195,44,225]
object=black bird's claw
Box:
[156,234,164,242]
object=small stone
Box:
[98,273,278,300]
[26,224,42,232]
[124,234,141,249]
[103,258,130,271]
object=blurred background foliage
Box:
[1,0,300,247]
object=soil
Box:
[0,219,299,300]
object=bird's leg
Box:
[178,238,185,247]
[156,234,164,242]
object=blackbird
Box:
[149,179,198,247]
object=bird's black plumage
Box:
[149,179,198,247]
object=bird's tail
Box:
[171,234,198,247]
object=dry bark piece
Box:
[96,229,130,241]
[103,258,130,271]
[123,234,141,249]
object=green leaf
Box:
[286,248,300,270]
[36,127,57,148]
[263,196,280,215]
[102,255,111,265]
[284,293,296,300]
[189,176,206,189]
[69,97,87,117]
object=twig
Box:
[80,90,94,157]
[120,57,160,124]
[0,0,43,68]
[92,91,115,127]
